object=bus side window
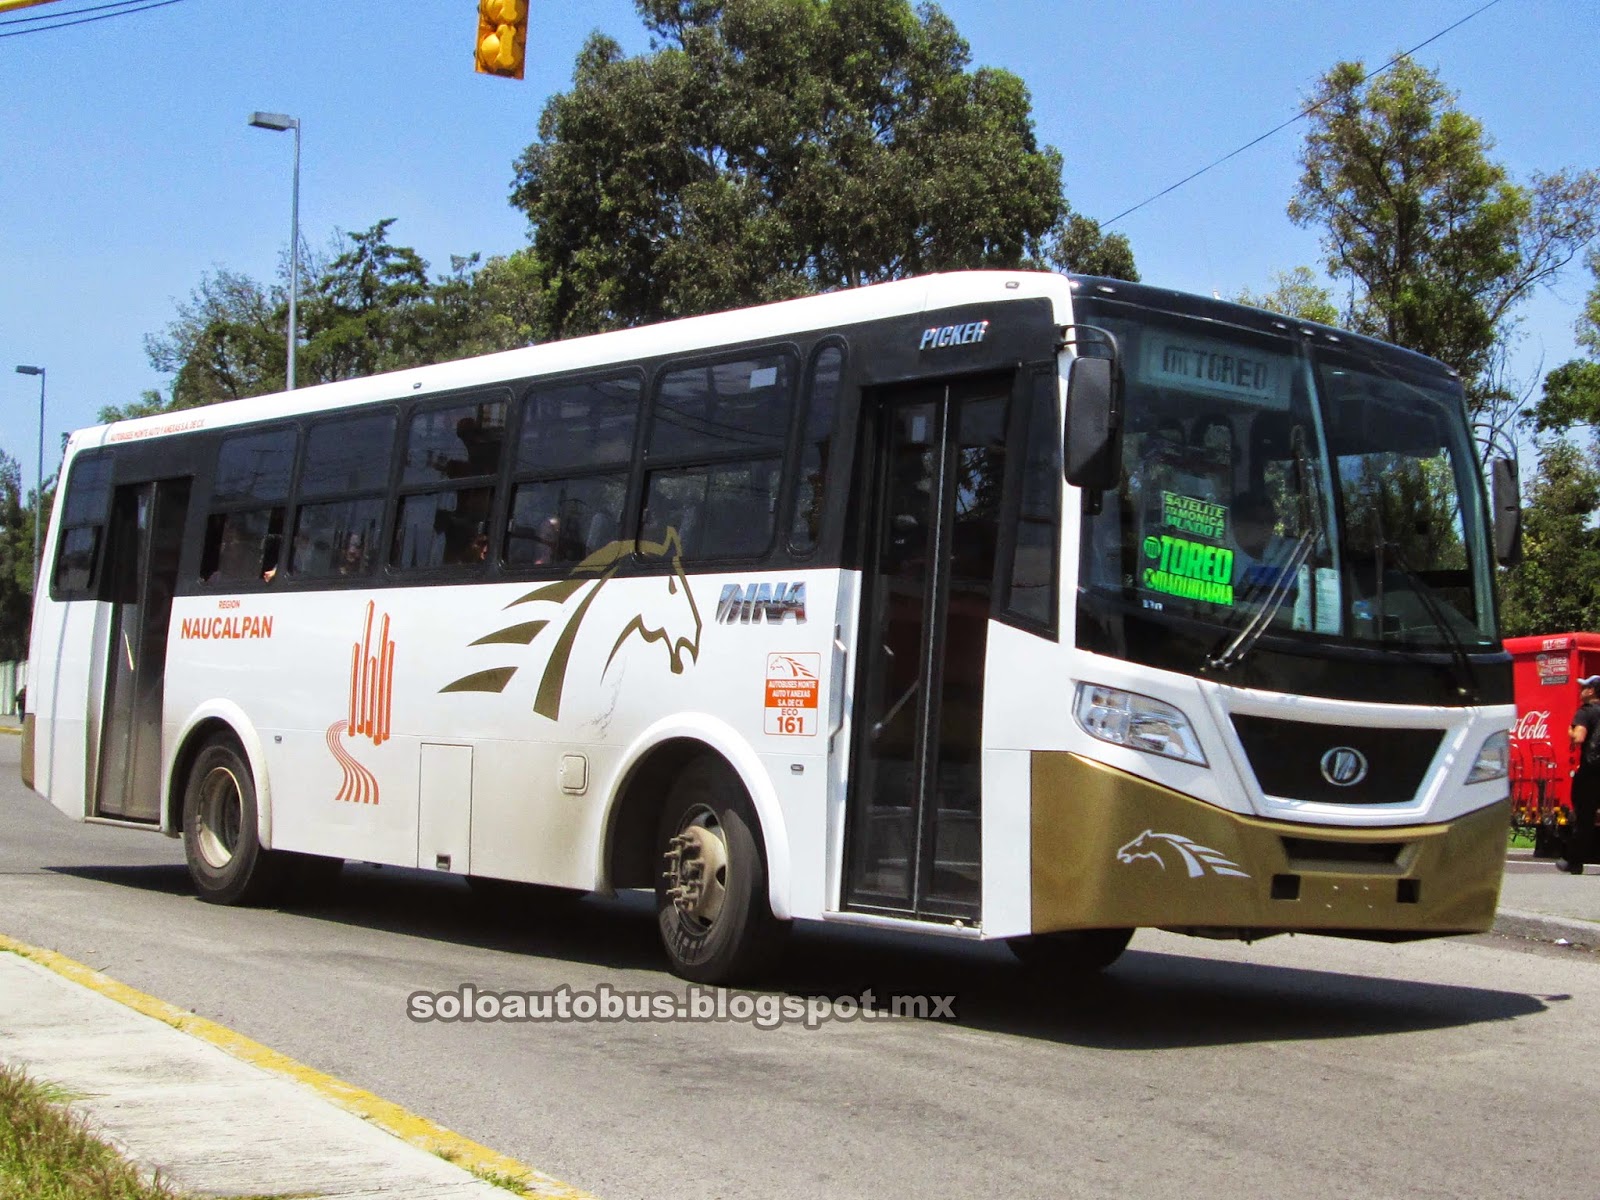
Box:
[289,411,395,579]
[506,374,639,569]
[789,344,843,554]
[203,429,297,584]
[51,455,112,597]
[641,352,793,562]
[392,398,507,571]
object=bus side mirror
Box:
[1063,356,1121,492]
[1491,455,1522,567]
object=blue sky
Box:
[2,0,1596,492]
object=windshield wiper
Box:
[1207,426,1327,673]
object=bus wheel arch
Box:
[166,705,273,848]
[176,727,285,906]
[602,726,792,923]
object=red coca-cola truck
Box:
[1505,632,1600,858]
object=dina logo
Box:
[326,601,392,805]
[441,531,702,721]
[1115,830,1250,879]
[716,581,806,625]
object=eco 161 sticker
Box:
[765,652,820,736]
[1161,492,1227,540]
[1142,534,1234,606]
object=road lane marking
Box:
[0,932,598,1200]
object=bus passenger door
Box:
[844,376,1011,922]
[93,479,190,821]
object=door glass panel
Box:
[848,396,939,908]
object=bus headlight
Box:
[1466,730,1510,784]
[1073,683,1208,766]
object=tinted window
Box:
[392,486,495,569]
[216,430,296,503]
[519,376,640,471]
[301,413,396,498]
[53,526,100,592]
[649,354,794,458]
[403,400,507,485]
[506,474,628,566]
[60,457,111,526]
[1005,380,1060,629]
[642,459,781,560]
[790,345,843,552]
[202,509,284,584]
[291,497,386,578]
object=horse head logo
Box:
[440,528,702,721]
[1115,829,1251,880]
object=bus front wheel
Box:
[181,736,283,906]
[1007,928,1134,976]
[655,757,783,984]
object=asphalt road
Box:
[2,733,1596,1200]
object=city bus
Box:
[21,271,1520,983]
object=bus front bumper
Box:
[1030,752,1509,939]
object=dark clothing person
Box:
[1561,679,1600,874]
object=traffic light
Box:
[475,0,527,80]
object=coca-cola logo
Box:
[1513,711,1551,741]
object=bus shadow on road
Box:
[47,860,1550,1050]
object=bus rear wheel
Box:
[1007,928,1134,976]
[655,757,782,984]
[181,736,283,906]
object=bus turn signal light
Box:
[475,0,527,80]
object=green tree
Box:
[1289,57,1600,412]
[1529,248,1600,433]
[512,0,1128,338]
[1499,437,1600,636]
[114,223,541,423]
[1235,266,1339,325]
[0,451,46,660]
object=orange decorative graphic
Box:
[327,601,395,805]
[349,601,395,745]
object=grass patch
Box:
[471,1165,536,1193]
[0,1062,181,1199]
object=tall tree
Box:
[0,452,43,660]
[112,224,540,423]
[1289,57,1600,412]
[512,0,1129,338]
[1235,266,1339,325]
[1528,248,1600,433]
[1498,437,1600,636]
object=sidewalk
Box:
[0,944,591,1199]
[1494,847,1600,948]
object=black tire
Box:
[1007,928,1134,976]
[655,756,784,984]
[181,736,284,906]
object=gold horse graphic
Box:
[440,531,702,720]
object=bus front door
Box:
[92,479,190,821]
[845,376,1011,922]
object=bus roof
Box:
[76,269,1076,454]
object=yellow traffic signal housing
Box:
[476,0,528,80]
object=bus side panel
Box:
[30,597,110,822]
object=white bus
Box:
[22,271,1519,982]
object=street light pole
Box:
[13,365,45,596]
[248,111,301,390]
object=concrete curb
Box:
[1493,907,1600,949]
[0,933,597,1199]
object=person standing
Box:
[1559,674,1600,874]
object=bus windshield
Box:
[1076,297,1497,656]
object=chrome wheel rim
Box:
[196,766,244,870]
[663,805,730,928]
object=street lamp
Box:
[248,111,301,390]
[13,365,44,596]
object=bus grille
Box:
[1230,715,1442,805]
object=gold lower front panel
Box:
[1031,752,1508,937]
